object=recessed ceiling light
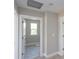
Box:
[27,0,43,9]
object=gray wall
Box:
[25,20,40,44]
[46,12,58,55]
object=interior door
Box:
[22,19,26,59]
[61,17,64,51]
[59,16,64,52]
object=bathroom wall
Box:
[46,12,59,55]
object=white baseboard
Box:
[57,51,64,56]
[43,53,47,57]
[43,52,58,58]
[43,51,64,58]
[46,52,58,58]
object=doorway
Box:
[19,15,43,59]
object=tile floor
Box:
[24,46,40,59]
[23,46,64,59]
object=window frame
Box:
[30,23,38,35]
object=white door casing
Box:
[19,15,43,59]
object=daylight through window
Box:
[31,23,37,35]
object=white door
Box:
[59,16,64,52]
[22,19,26,59]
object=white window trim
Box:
[31,23,37,35]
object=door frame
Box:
[19,15,43,59]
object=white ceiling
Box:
[15,0,64,13]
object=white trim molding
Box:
[44,12,48,56]
[44,52,58,58]
[44,51,64,58]
[57,51,64,56]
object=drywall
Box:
[18,7,44,17]
[25,20,40,45]
[14,3,19,59]
[46,12,59,55]
[58,11,64,17]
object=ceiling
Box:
[15,0,64,13]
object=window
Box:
[23,21,26,36]
[31,23,37,35]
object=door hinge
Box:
[22,36,23,39]
[22,21,24,23]
[22,53,24,56]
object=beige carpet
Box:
[34,54,64,59]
